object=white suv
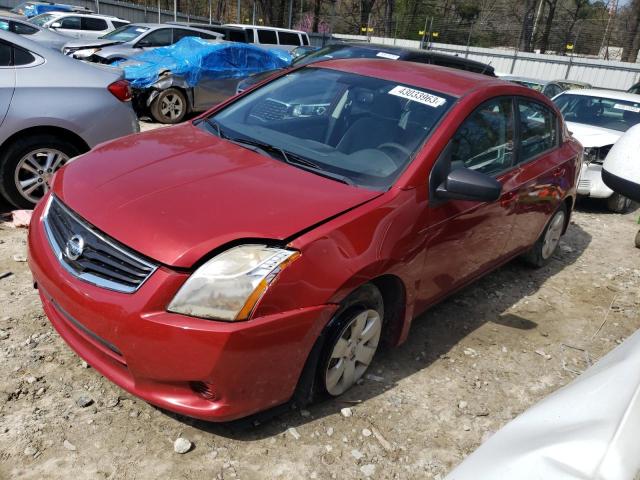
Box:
[29,12,128,39]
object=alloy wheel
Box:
[324,309,382,396]
[541,210,565,260]
[14,148,69,204]
[160,93,184,121]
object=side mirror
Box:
[50,22,62,29]
[436,167,502,202]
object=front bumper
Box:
[28,198,335,421]
[577,162,613,198]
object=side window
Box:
[228,29,246,42]
[13,22,39,34]
[81,17,108,31]
[0,42,11,67]
[257,29,277,44]
[279,31,301,45]
[13,46,35,66]
[451,97,514,176]
[141,28,172,47]
[173,28,195,41]
[517,99,558,162]
[245,28,254,42]
[302,34,309,46]
[0,20,10,31]
[59,16,81,30]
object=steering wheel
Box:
[378,142,412,161]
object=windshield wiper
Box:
[228,137,354,186]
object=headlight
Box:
[72,48,99,59]
[168,245,299,321]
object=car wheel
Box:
[607,193,632,213]
[150,88,187,124]
[522,204,567,268]
[635,230,640,249]
[0,134,80,208]
[319,284,384,397]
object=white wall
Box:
[333,34,640,90]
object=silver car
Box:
[62,23,222,63]
[0,15,68,50]
[0,30,139,208]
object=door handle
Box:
[500,191,517,207]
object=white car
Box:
[29,12,128,40]
[446,327,640,480]
[554,89,640,212]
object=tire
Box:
[0,134,80,209]
[635,230,640,249]
[607,193,632,213]
[150,88,187,124]
[317,284,384,398]
[522,204,567,268]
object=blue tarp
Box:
[23,3,76,17]
[118,37,292,89]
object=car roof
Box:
[0,14,42,26]
[557,88,640,102]
[314,58,503,97]
[223,23,306,34]
[500,75,549,85]
[42,11,123,19]
[321,42,493,71]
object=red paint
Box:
[29,60,581,421]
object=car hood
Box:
[566,121,623,148]
[52,123,381,268]
[63,38,123,49]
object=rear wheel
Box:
[522,204,567,268]
[607,193,632,213]
[150,88,187,124]
[0,134,80,208]
[318,284,384,397]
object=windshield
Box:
[29,13,57,26]
[205,67,453,190]
[554,93,640,132]
[292,44,401,67]
[512,80,545,92]
[100,25,149,41]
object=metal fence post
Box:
[510,49,518,73]
[173,0,176,21]
[157,0,160,23]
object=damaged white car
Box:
[554,89,640,212]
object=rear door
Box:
[504,97,573,254]
[0,41,15,128]
[80,17,109,39]
[418,97,520,306]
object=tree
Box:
[537,0,559,53]
[622,0,640,62]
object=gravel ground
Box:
[1,126,639,478]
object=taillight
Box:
[108,80,132,102]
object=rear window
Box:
[257,29,277,44]
[82,17,108,31]
[278,31,300,45]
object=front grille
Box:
[578,179,592,190]
[43,196,157,293]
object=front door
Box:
[418,97,520,307]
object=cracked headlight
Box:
[168,245,299,321]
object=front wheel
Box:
[150,88,187,124]
[607,193,632,213]
[522,204,567,268]
[318,284,384,397]
[0,134,80,208]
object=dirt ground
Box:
[1,131,639,478]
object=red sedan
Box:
[28,60,581,421]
